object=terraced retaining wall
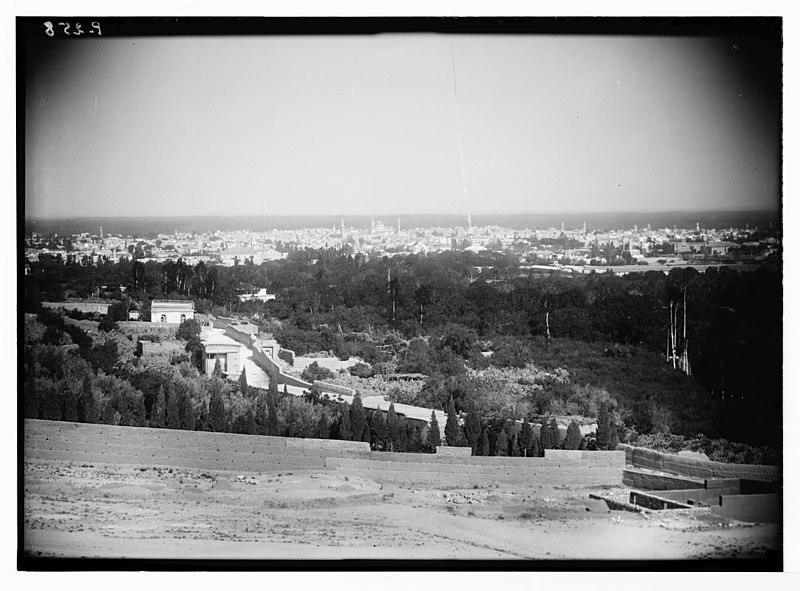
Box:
[25,421,626,488]
[327,450,625,488]
[24,420,369,473]
[618,444,780,482]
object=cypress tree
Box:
[427,410,442,451]
[540,419,553,450]
[62,377,80,422]
[255,393,268,435]
[213,358,223,378]
[495,428,509,456]
[479,429,490,456]
[532,437,542,457]
[564,420,582,450]
[181,391,195,431]
[387,403,400,451]
[350,394,366,442]
[548,417,562,449]
[397,417,409,452]
[338,409,352,441]
[373,409,388,448]
[209,389,226,432]
[445,397,460,446]
[198,400,209,431]
[239,367,249,397]
[597,402,616,450]
[361,422,371,444]
[520,418,534,457]
[244,408,256,435]
[166,385,182,429]
[152,385,166,428]
[266,392,280,436]
[78,376,95,424]
[317,414,330,439]
[464,400,482,453]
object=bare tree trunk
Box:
[545,309,551,342]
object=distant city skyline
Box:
[24,20,781,220]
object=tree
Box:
[540,419,553,450]
[267,392,280,436]
[596,401,617,450]
[255,393,268,435]
[181,390,195,431]
[564,420,582,450]
[495,427,509,456]
[98,315,118,333]
[166,386,182,429]
[317,414,330,439]
[350,394,366,442]
[108,301,129,322]
[387,403,400,451]
[361,422,372,444]
[209,388,226,432]
[213,358,223,378]
[151,385,166,428]
[62,377,80,422]
[548,417,562,449]
[479,429,490,456]
[464,400,482,453]
[176,318,201,340]
[239,367,250,397]
[338,409,352,441]
[445,397,460,446]
[372,410,388,449]
[520,418,534,457]
[301,361,335,383]
[426,410,442,450]
[185,335,203,370]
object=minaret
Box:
[341,217,345,236]
[582,221,586,235]
[561,221,565,232]
[397,216,401,234]
[371,216,375,233]
[100,225,103,240]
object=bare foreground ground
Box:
[21,459,780,563]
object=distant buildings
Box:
[238,288,276,303]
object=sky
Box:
[24,23,781,219]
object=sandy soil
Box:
[21,459,780,562]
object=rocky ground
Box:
[21,459,781,563]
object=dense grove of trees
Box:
[23,247,781,452]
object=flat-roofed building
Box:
[202,342,241,376]
[150,299,195,324]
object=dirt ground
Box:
[22,459,780,562]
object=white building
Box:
[150,300,195,324]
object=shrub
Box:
[301,361,336,383]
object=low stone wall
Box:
[326,449,625,488]
[629,491,695,510]
[314,381,356,397]
[43,301,111,315]
[435,446,472,457]
[24,419,368,473]
[247,343,313,391]
[623,468,705,491]
[618,444,780,482]
[711,493,781,524]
